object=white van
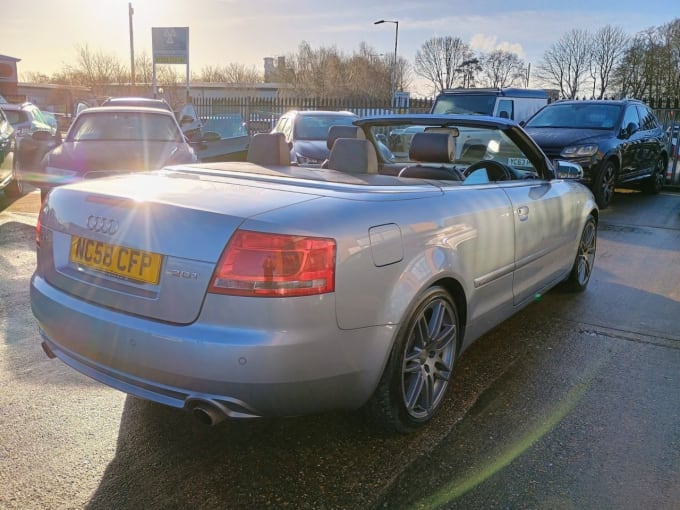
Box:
[431,87,548,124]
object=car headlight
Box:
[560,145,598,158]
[296,153,322,165]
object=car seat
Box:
[247,132,290,165]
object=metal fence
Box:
[647,98,680,187]
[189,96,434,135]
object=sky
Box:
[3,0,678,96]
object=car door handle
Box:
[517,206,529,221]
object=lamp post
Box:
[374,19,399,108]
[128,2,135,95]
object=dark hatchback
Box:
[523,99,668,208]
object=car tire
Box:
[4,158,25,198]
[642,155,665,194]
[563,214,597,292]
[365,285,459,434]
[592,160,616,209]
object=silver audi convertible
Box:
[31,114,598,433]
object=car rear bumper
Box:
[30,273,395,418]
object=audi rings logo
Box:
[87,215,119,235]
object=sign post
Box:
[151,27,190,100]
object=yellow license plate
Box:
[70,236,163,284]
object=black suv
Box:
[523,99,668,208]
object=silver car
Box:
[20,106,198,201]
[31,114,598,433]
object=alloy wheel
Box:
[575,220,597,287]
[400,296,457,420]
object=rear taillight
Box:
[209,230,336,297]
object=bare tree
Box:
[414,36,474,95]
[589,25,629,99]
[274,41,397,100]
[614,34,652,98]
[536,29,593,99]
[612,20,680,100]
[133,52,153,86]
[480,50,527,88]
[21,71,51,83]
[194,63,261,83]
[69,44,127,95]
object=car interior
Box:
[244,124,541,185]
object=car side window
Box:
[636,105,658,131]
[497,99,513,120]
[621,106,640,133]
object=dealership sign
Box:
[152,27,189,65]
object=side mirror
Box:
[621,122,638,138]
[553,160,583,180]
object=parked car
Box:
[195,113,250,162]
[18,106,198,201]
[100,96,203,141]
[271,110,359,165]
[0,101,57,139]
[1,101,61,196]
[522,99,668,208]
[0,107,18,196]
[31,113,597,434]
[200,113,248,138]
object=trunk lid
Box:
[38,168,323,324]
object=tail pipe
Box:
[41,341,56,359]
[191,404,227,426]
[185,397,261,426]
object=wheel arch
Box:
[603,153,621,175]
[432,276,468,347]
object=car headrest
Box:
[409,132,456,163]
[247,132,290,165]
[326,125,365,150]
[327,138,378,174]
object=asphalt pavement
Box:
[1,187,679,510]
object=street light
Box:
[374,19,399,108]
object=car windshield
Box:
[526,103,622,129]
[293,114,358,140]
[431,94,497,115]
[67,111,183,142]
[367,121,539,174]
[201,115,248,138]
